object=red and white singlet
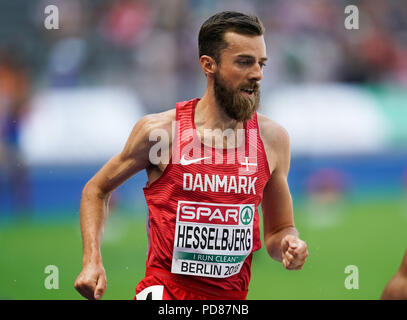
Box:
[134,98,271,300]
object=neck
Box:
[195,90,243,131]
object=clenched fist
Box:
[74,263,107,300]
[281,235,309,270]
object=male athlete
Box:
[74,11,308,300]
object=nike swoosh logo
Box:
[180,155,211,165]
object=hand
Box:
[281,235,309,270]
[74,263,107,300]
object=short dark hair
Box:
[198,11,265,64]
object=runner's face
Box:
[214,32,267,122]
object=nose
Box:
[248,64,263,82]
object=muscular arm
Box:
[80,116,152,266]
[262,168,298,262]
[75,114,165,299]
[259,115,308,269]
[381,249,407,299]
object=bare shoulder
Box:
[256,113,290,175]
[257,113,290,152]
[140,108,176,134]
[121,108,176,159]
[134,108,176,143]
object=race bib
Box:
[171,201,254,278]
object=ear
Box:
[199,55,217,77]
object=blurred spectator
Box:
[307,168,347,199]
[1,0,405,110]
[304,168,349,228]
[0,48,32,218]
[99,0,152,48]
[34,0,92,87]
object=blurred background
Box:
[1,0,406,299]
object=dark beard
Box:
[213,71,260,122]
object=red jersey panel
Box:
[139,98,271,297]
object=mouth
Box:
[240,88,255,96]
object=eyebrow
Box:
[235,54,268,61]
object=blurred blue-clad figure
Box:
[0,48,32,218]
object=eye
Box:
[238,60,251,66]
